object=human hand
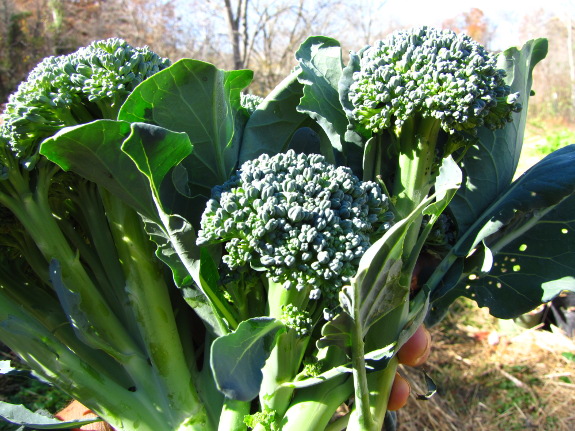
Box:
[386,325,432,411]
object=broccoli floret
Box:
[280,304,313,336]
[197,150,392,315]
[346,27,522,221]
[244,410,277,430]
[349,26,520,137]
[1,38,170,160]
[240,92,264,115]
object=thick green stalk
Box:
[259,280,311,419]
[0,292,168,431]
[349,314,375,430]
[362,301,410,431]
[273,347,352,431]
[101,189,210,429]
[392,116,442,220]
[278,374,353,431]
[1,173,147,366]
[218,397,250,431]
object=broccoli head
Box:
[1,38,170,159]
[348,26,521,137]
[197,150,392,312]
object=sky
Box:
[375,0,573,50]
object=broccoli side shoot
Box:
[197,150,392,317]
[349,26,521,138]
[240,92,265,115]
[0,38,170,160]
[346,26,522,222]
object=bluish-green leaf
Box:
[456,145,575,256]
[462,193,575,318]
[449,38,548,233]
[240,71,328,163]
[119,59,252,197]
[121,122,193,206]
[40,120,158,221]
[210,317,284,401]
[0,402,99,429]
[295,36,358,168]
[430,145,575,319]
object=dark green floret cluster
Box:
[348,26,521,135]
[197,150,392,306]
[1,38,170,159]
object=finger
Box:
[397,325,431,367]
[387,373,410,411]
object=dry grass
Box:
[396,300,575,431]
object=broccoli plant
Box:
[196,149,392,422]
[0,39,210,431]
[346,27,521,220]
[1,26,573,431]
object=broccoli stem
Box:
[100,189,210,428]
[361,301,409,431]
[0,291,169,431]
[0,175,147,363]
[217,397,250,431]
[259,280,312,419]
[272,347,352,431]
[392,115,442,221]
[349,297,376,431]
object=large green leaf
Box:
[119,59,253,196]
[210,317,284,401]
[449,39,548,233]
[465,194,575,318]
[240,71,320,163]
[295,36,360,169]
[0,402,99,429]
[40,120,159,221]
[429,145,575,319]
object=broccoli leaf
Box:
[210,317,284,401]
[40,120,163,222]
[295,36,358,168]
[0,401,100,429]
[449,38,548,233]
[346,157,461,334]
[465,194,575,318]
[240,70,329,163]
[119,59,252,198]
[430,145,575,319]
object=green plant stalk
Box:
[271,347,352,431]
[259,280,311,419]
[392,116,442,247]
[101,189,210,429]
[361,302,409,431]
[277,374,353,431]
[218,397,250,431]
[0,163,147,363]
[0,270,134,389]
[347,118,441,429]
[259,329,310,419]
[0,291,169,431]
